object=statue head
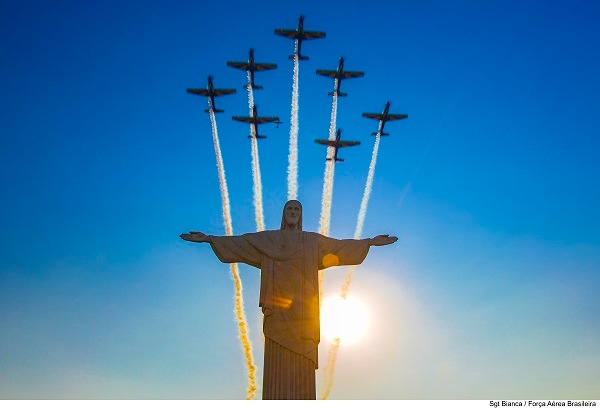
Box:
[280,200,303,231]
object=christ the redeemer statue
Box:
[180,200,397,400]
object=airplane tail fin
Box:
[328,91,347,97]
[248,135,267,139]
[371,131,389,136]
[336,158,344,162]
[205,108,224,113]
[244,84,264,90]
[326,157,333,161]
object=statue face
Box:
[284,200,302,229]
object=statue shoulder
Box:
[304,231,324,242]
[241,230,281,242]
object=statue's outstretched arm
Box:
[370,234,398,246]
[180,231,210,243]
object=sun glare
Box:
[321,295,370,344]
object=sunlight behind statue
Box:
[180,200,396,399]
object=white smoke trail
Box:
[208,107,233,236]
[342,132,381,299]
[247,71,254,110]
[250,141,264,232]
[287,40,300,200]
[317,84,342,401]
[317,81,339,305]
[230,263,257,399]
[247,72,265,232]
[318,80,339,236]
[320,337,341,400]
[208,104,257,399]
[353,132,381,240]
[321,131,382,400]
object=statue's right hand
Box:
[180,231,209,243]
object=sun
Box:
[320,295,370,344]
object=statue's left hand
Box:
[180,231,210,243]
[370,234,398,246]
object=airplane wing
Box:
[274,29,298,39]
[301,30,326,40]
[254,117,280,124]
[212,89,237,96]
[340,71,364,79]
[337,141,360,147]
[232,116,254,123]
[254,63,277,71]
[316,69,337,78]
[362,113,383,120]
[186,88,209,96]
[386,114,409,121]
[227,62,250,70]
[314,139,336,146]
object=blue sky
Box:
[1,0,599,400]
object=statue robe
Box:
[208,230,370,399]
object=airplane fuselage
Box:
[315,129,360,162]
[227,49,276,90]
[362,102,407,136]
[232,105,279,139]
[317,57,363,97]
[186,76,236,113]
[275,15,325,61]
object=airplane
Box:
[314,129,360,162]
[362,101,408,136]
[274,15,326,61]
[186,76,236,113]
[316,57,364,97]
[227,49,277,90]
[274,119,283,128]
[232,105,280,139]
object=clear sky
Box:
[1,0,599,400]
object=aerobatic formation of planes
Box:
[186,14,408,162]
